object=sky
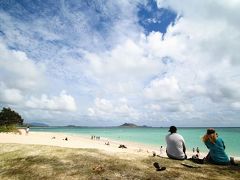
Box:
[0,0,240,127]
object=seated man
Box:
[165,126,187,160]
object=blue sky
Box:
[0,0,240,127]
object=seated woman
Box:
[202,128,230,165]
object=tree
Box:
[0,107,24,126]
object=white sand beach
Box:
[0,130,198,158]
[1,130,239,160]
[0,131,161,157]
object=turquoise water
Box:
[31,127,240,157]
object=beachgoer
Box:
[202,128,230,165]
[25,126,30,135]
[165,126,187,160]
[196,147,200,158]
[62,137,68,141]
[160,146,163,155]
[196,147,199,154]
[105,141,110,145]
[118,144,127,149]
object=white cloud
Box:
[0,82,23,104]
[144,76,181,101]
[0,42,45,91]
[178,103,194,113]
[1,1,240,126]
[25,91,77,112]
[85,39,163,81]
[152,0,240,110]
[0,41,78,114]
[157,0,240,65]
[88,98,140,120]
[145,104,161,111]
[93,98,114,114]
[231,102,240,110]
[185,84,207,97]
[145,31,187,62]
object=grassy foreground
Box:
[0,144,239,180]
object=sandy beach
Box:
[1,130,239,161]
[0,130,162,157]
[0,129,204,159]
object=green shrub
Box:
[0,124,20,133]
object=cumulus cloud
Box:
[0,41,45,106]
[25,91,77,112]
[156,0,240,67]
[0,82,23,104]
[85,39,163,80]
[0,42,45,91]
[144,76,181,101]
[0,41,77,113]
[88,98,140,120]
[1,0,240,126]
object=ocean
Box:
[30,127,240,157]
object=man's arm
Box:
[182,141,186,153]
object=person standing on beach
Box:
[25,126,30,135]
[160,146,163,155]
[165,126,187,160]
[196,147,200,157]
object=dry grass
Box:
[0,144,239,180]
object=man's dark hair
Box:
[169,126,177,133]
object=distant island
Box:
[119,123,150,128]
[66,125,77,127]
[24,123,151,128]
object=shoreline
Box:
[0,131,239,160]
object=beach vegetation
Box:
[0,124,20,133]
[0,144,239,180]
[0,107,23,133]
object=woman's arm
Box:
[205,141,210,149]
[221,139,226,149]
